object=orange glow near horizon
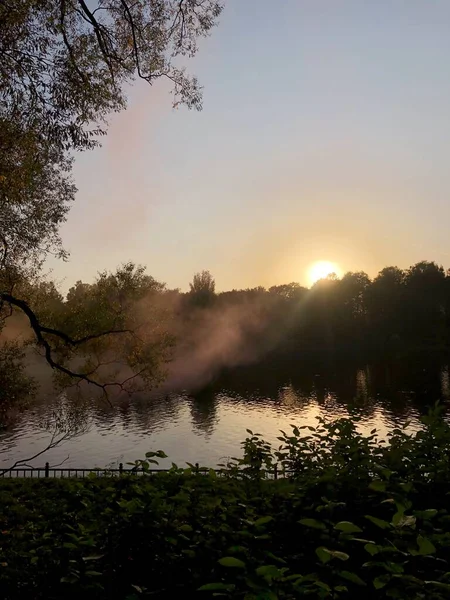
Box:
[308,261,341,286]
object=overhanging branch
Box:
[1,292,140,394]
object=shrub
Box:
[1,405,450,598]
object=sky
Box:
[47,0,450,293]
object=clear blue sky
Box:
[47,0,450,292]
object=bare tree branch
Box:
[0,292,143,395]
[0,431,70,477]
[49,455,70,468]
[119,0,145,80]
[1,293,130,345]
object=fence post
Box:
[119,463,123,475]
[45,462,49,478]
[274,464,278,480]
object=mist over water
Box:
[1,359,448,469]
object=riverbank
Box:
[2,411,450,599]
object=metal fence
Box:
[1,463,284,479]
[1,463,171,478]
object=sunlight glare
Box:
[308,261,340,286]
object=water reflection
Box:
[0,360,449,469]
[190,389,218,437]
[441,366,450,399]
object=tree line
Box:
[2,260,450,415]
[188,262,450,362]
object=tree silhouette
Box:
[188,271,216,308]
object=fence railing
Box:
[0,463,284,479]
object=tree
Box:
[365,266,406,353]
[0,0,224,417]
[49,264,175,395]
[268,282,307,301]
[0,118,75,281]
[403,261,447,350]
[1,0,223,152]
[1,0,223,274]
[188,270,216,307]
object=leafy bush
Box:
[1,406,450,599]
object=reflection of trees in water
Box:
[2,358,450,455]
[216,358,450,425]
[278,384,310,409]
[441,365,450,399]
[355,359,449,422]
[355,368,370,403]
[310,369,378,420]
[5,390,186,438]
[189,388,218,437]
[0,391,90,455]
[90,393,185,434]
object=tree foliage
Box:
[212,261,450,362]
[0,0,223,408]
[188,269,216,307]
[1,0,223,152]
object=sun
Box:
[308,261,340,286]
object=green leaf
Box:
[82,555,104,561]
[369,480,386,492]
[393,515,416,529]
[255,565,281,580]
[255,516,274,527]
[417,535,436,556]
[425,581,450,591]
[334,521,363,534]
[63,543,77,550]
[339,571,366,586]
[218,557,246,568]
[284,574,303,582]
[417,509,438,520]
[385,561,403,574]
[314,581,331,592]
[373,575,390,589]
[228,546,247,554]
[298,518,326,530]
[328,550,349,561]
[85,571,102,577]
[316,547,331,564]
[254,592,278,600]
[60,576,79,584]
[364,543,381,556]
[365,515,390,529]
[198,583,236,592]
[179,524,193,532]
[265,552,287,565]
[316,547,349,562]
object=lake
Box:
[1,358,449,470]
